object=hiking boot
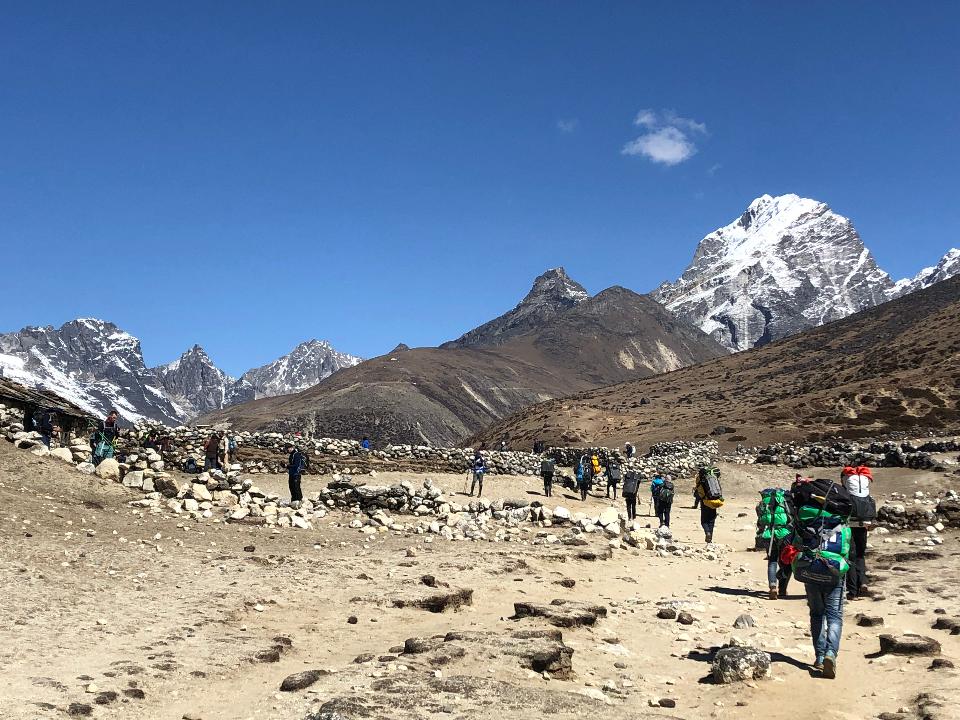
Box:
[704,533,713,543]
[768,587,778,600]
[812,658,824,673]
[822,655,837,679]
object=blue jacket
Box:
[651,476,664,496]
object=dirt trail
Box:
[1,441,958,720]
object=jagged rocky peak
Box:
[156,344,237,420]
[442,267,590,348]
[655,193,894,351]
[889,247,960,299]
[238,338,362,400]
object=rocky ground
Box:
[2,442,959,720]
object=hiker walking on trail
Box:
[656,475,675,527]
[756,487,794,599]
[605,460,622,500]
[624,442,635,459]
[695,466,724,542]
[842,466,876,601]
[789,476,854,679]
[622,470,640,521]
[576,456,590,501]
[286,443,308,504]
[540,456,555,497]
[650,473,664,518]
[469,451,487,497]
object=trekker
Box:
[756,487,794,599]
[540,456,555,497]
[624,442,635,460]
[37,408,57,448]
[622,471,640,521]
[203,432,220,471]
[650,472,664,518]
[286,444,308,504]
[577,458,589,501]
[842,466,876,601]
[499,439,507,452]
[590,454,602,482]
[470,451,486,497]
[606,461,622,499]
[360,436,371,451]
[91,409,120,466]
[790,476,854,678]
[695,466,725,542]
[657,475,675,527]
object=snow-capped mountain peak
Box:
[656,194,894,351]
[888,247,960,299]
[238,339,361,399]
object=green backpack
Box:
[756,488,793,542]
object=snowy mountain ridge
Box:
[0,321,360,424]
[655,194,957,351]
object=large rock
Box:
[711,646,771,683]
[50,447,75,463]
[513,600,607,628]
[279,670,328,691]
[878,634,941,656]
[95,458,121,481]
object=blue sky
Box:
[3,1,958,375]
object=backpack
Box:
[622,471,639,496]
[540,458,555,475]
[607,464,622,482]
[756,488,793,542]
[228,437,238,452]
[659,479,675,505]
[697,467,724,508]
[791,478,853,518]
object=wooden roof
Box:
[0,377,95,420]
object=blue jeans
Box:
[805,580,845,661]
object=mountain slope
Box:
[655,194,894,351]
[156,345,243,419]
[202,274,727,445]
[442,267,589,348]
[0,319,184,423]
[478,274,960,449]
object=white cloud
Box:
[556,118,579,133]
[622,109,707,166]
[707,163,722,175]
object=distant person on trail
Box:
[624,442,635,459]
[656,474,675,527]
[286,443,308,504]
[622,471,640,521]
[842,466,876,601]
[576,457,589,501]
[469,451,487,497]
[606,461,622,500]
[756,487,794,599]
[203,432,220,471]
[650,472,664,518]
[101,409,120,443]
[499,439,508,452]
[360,436,371,451]
[695,466,724,543]
[540,456,555,497]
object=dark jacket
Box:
[101,418,119,443]
[288,449,308,476]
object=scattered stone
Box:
[712,646,772,683]
[513,599,607,628]
[347,616,359,625]
[67,704,93,717]
[677,611,695,626]
[657,608,678,620]
[856,614,885,627]
[280,670,328,691]
[659,698,677,708]
[733,614,755,629]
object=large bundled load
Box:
[789,478,853,587]
[755,488,793,549]
[695,466,724,509]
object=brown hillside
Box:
[201,287,726,445]
[476,275,960,450]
